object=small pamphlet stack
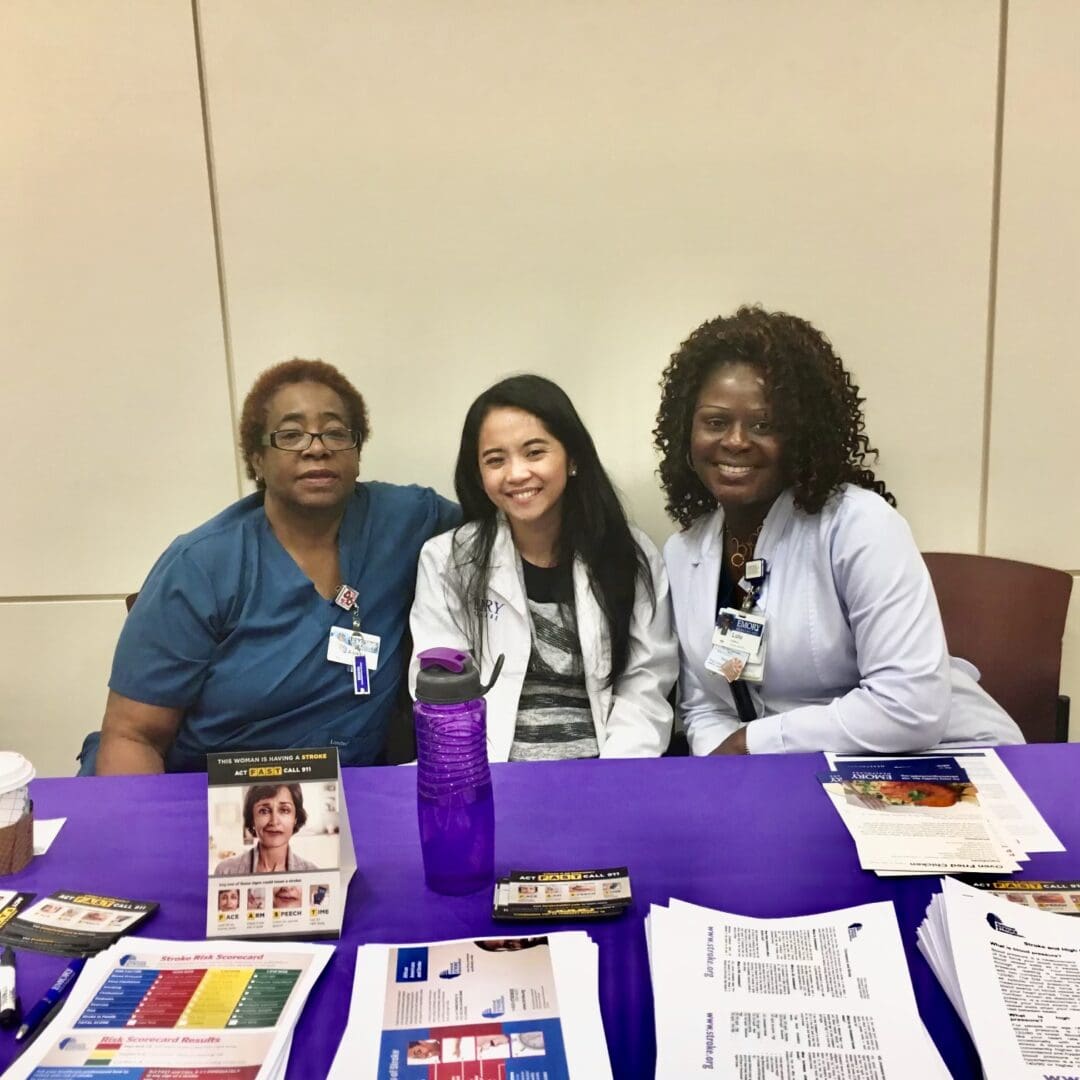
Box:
[0,890,156,955]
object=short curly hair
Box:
[654,305,894,528]
[239,359,370,488]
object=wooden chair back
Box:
[923,552,1072,742]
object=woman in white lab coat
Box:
[410,375,677,762]
[655,305,1023,756]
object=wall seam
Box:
[191,0,245,499]
[978,0,1009,554]
[0,595,130,605]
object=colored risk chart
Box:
[74,966,300,1029]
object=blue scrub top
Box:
[107,481,459,771]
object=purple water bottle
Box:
[414,648,504,895]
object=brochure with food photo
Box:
[818,757,1020,875]
[831,757,978,811]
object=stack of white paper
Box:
[648,898,948,1077]
[329,932,612,1078]
[919,876,1080,1079]
[5,936,333,1080]
[818,752,1041,875]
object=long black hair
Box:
[451,374,652,687]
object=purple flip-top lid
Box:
[415,648,504,705]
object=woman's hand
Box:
[710,727,748,755]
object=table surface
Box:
[1,744,1077,1079]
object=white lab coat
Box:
[663,486,1025,756]
[409,520,678,761]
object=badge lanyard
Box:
[741,559,767,612]
[334,584,362,631]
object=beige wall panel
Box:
[200,0,997,548]
[987,0,1080,567]
[0,601,126,777]
[1,2,237,597]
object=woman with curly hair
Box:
[84,358,459,775]
[656,306,1022,756]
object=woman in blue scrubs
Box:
[85,359,458,774]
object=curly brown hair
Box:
[653,306,894,527]
[239,359,370,488]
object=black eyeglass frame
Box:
[260,429,360,452]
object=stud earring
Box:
[569,465,578,477]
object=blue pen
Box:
[14,957,85,1042]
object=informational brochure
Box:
[965,878,1080,915]
[648,898,948,1078]
[818,756,1020,874]
[328,933,613,1079]
[493,867,632,921]
[826,748,1063,856]
[4,936,333,1080]
[0,891,157,956]
[0,890,33,932]
[206,747,355,940]
[918,876,1080,1079]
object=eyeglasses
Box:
[261,428,360,452]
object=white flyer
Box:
[649,897,949,1077]
[329,933,612,1079]
[3,937,332,1080]
[919,877,1080,1079]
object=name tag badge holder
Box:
[330,584,380,694]
[705,559,769,687]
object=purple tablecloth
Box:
[1,744,1077,1078]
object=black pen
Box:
[0,946,18,1028]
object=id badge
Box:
[327,627,381,671]
[713,607,765,660]
[705,643,750,683]
[353,654,371,695]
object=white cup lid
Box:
[0,752,35,795]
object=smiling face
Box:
[251,786,298,853]
[690,362,785,517]
[478,407,571,540]
[250,381,360,516]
